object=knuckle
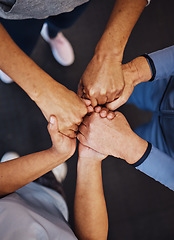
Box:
[89,89,95,96]
[100,89,107,95]
[116,111,123,118]
[66,121,73,129]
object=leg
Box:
[135,77,174,158]
[135,114,169,155]
[0,18,44,55]
[46,1,90,38]
[128,77,170,112]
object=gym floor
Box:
[0,0,174,239]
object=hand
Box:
[94,106,115,120]
[78,143,107,162]
[106,56,152,110]
[77,112,147,164]
[36,81,88,138]
[48,115,76,161]
[78,53,125,107]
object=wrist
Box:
[77,157,101,172]
[29,75,57,102]
[132,56,152,85]
[95,34,124,61]
[48,147,69,165]
[123,136,148,164]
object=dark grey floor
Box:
[1,0,174,239]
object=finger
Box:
[107,111,116,120]
[106,97,124,110]
[94,106,102,113]
[82,98,92,107]
[90,96,98,108]
[107,85,132,110]
[77,132,87,145]
[82,115,90,126]
[99,107,109,118]
[87,105,94,113]
[48,116,65,144]
[60,129,77,139]
[71,124,79,132]
[49,115,58,131]
[78,123,88,136]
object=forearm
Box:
[0,148,65,197]
[74,159,108,240]
[0,24,58,101]
[96,0,147,58]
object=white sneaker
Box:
[41,23,75,66]
[0,70,13,84]
[52,162,68,183]
[1,152,19,162]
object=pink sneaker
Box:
[41,23,75,66]
[0,70,13,84]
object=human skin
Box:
[106,56,152,110]
[0,24,87,138]
[93,56,152,118]
[78,0,147,108]
[0,116,76,197]
[77,112,148,164]
[74,143,108,240]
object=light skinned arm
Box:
[0,24,87,138]
[78,0,147,107]
[0,116,76,197]
[74,144,108,240]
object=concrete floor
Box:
[0,0,174,239]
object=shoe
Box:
[1,152,19,162]
[41,23,75,66]
[52,162,68,183]
[0,70,13,84]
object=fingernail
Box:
[50,116,54,124]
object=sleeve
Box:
[148,45,174,82]
[136,145,174,191]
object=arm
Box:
[77,112,174,191]
[79,0,147,107]
[74,144,108,240]
[107,45,174,109]
[0,116,76,197]
[0,24,87,137]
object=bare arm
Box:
[79,0,147,107]
[74,144,108,240]
[0,116,76,197]
[0,24,87,138]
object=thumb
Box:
[47,115,63,145]
[106,84,133,110]
[106,97,123,110]
[48,115,59,131]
